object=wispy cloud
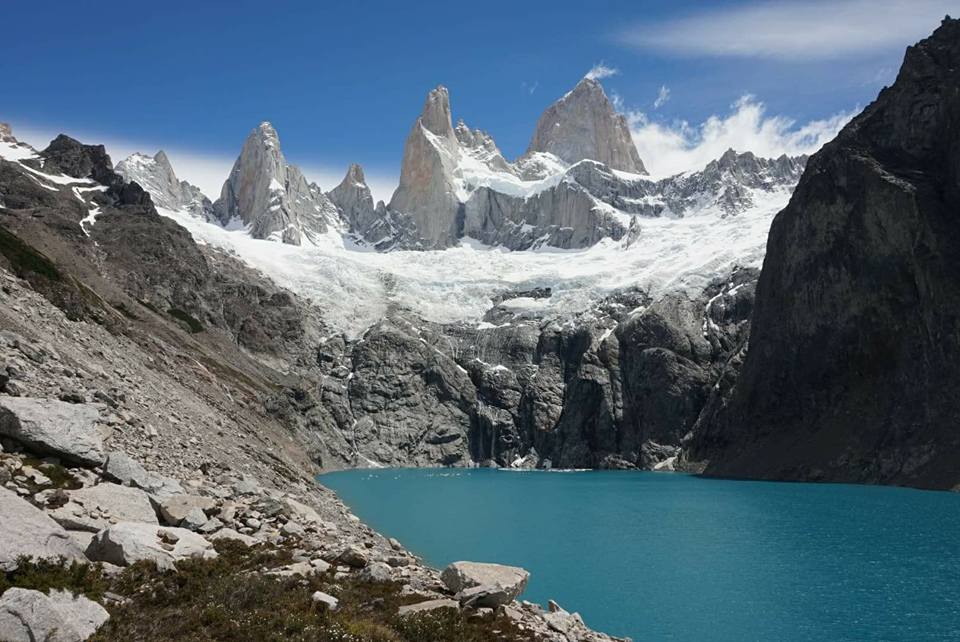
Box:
[585,62,619,80]
[617,0,955,60]
[9,121,398,203]
[522,80,539,95]
[653,85,670,109]
[625,96,856,178]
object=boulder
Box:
[311,591,339,611]
[180,507,209,531]
[357,561,392,583]
[159,494,216,526]
[283,497,323,525]
[49,483,158,532]
[207,528,258,547]
[0,486,88,571]
[397,598,460,618]
[456,584,515,608]
[85,522,217,570]
[0,588,109,642]
[0,398,104,466]
[440,561,529,602]
[102,451,184,501]
[334,545,368,569]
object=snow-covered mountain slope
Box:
[154,176,792,336]
[139,77,799,258]
[115,151,213,220]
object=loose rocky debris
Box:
[0,237,623,639]
[0,427,623,640]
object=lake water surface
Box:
[319,468,960,640]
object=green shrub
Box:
[0,225,61,281]
[167,308,204,333]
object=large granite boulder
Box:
[49,483,158,532]
[158,494,217,526]
[0,397,104,466]
[102,451,184,502]
[85,522,217,570]
[0,487,88,571]
[0,588,109,642]
[441,561,529,604]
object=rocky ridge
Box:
[687,16,960,491]
[148,76,803,253]
[115,151,213,221]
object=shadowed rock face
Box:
[689,17,960,490]
[525,78,646,175]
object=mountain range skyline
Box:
[5,0,953,202]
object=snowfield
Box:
[0,137,791,338]
[160,184,789,336]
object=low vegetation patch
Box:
[167,307,204,333]
[20,457,82,493]
[2,541,534,641]
[0,224,61,281]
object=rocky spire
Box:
[525,77,646,175]
[387,86,463,249]
[419,86,456,140]
[329,163,376,231]
[213,122,337,245]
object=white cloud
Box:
[618,0,956,60]
[627,96,856,178]
[653,85,670,109]
[585,62,619,80]
[8,121,398,204]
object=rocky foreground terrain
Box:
[0,124,629,638]
[0,271,619,640]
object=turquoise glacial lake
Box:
[319,468,960,641]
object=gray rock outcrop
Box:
[0,486,88,571]
[158,494,216,526]
[0,588,109,642]
[85,522,217,570]
[49,484,158,532]
[213,122,338,245]
[0,397,104,466]
[524,77,646,174]
[327,163,414,249]
[102,451,184,502]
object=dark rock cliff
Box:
[688,17,960,490]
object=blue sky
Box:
[2,0,954,199]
